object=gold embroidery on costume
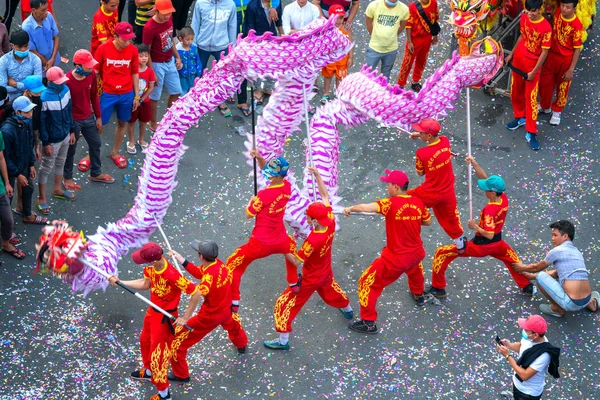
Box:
[358,268,377,307]
[170,329,191,362]
[151,275,171,298]
[530,85,539,121]
[379,199,391,216]
[301,242,314,258]
[432,245,458,274]
[150,343,170,383]
[506,248,521,263]
[556,81,570,108]
[331,279,348,300]
[274,291,296,331]
[175,276,190,291]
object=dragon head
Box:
[35,221,87,278]
[449,0,492,40]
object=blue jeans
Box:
[150,58,183,101]
[536,271,590,311]
[179,75,196,94]
[198,48,228,78]
[365,46,398,81]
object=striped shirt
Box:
[135,1,156,27]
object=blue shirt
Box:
[0,51,43,100]
[22,14,60,69]
[176,43,202,78]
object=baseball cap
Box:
[46,66,69,84]
[12,96,36,112]
[262,156,289,179]
[307,202,334,226]
[155,0,176,13]
[328,4,346,16]
[191,239,219,259]
[518,314,547,335]
[115,22,136,40]
[10,30,29,46]
[132,242,164,264]
[380,169,409,187]
[23,75,46,94]
[478,175,505,193]
[73,49,98,68]
[412,117,441,136]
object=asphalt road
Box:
[1,1,599,399]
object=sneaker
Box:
[506,118,526,131]
[130,368,152,381]
[527,133,539,151]
[348,320,378,334]
[290,274,302,294]
[410,82,422,92]
[426,286,447,299]
[549,112,561,126]
[339,307,354,319]
[456,235,467,254]
[537,104,551,114]
[237,346,247,354]
[522,283,534,297]
[168,371,190,383]
[539,303,563,318]
[150,391,171,400]
[413,292,428,306]
[230,303,239,313]
[320,95,330,105]
[263,339,290,350]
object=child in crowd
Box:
[91,0,120,56]
[127,44,155,153]
[176,26,202,95]
[320,5,353,104]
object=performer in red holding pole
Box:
[263,167,353,350]
[397,0,439,92]
[539,0,583,127]
[505,0,552,151]
[108,242,200,400]
[226,150,299,313]
[168,240,248,382]
[428,156,534,299]
[343,169,432,334]
[408,117,467,253]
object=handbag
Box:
[414,1,441,36]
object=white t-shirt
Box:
[282,1,321,34]
[512,338,551,396]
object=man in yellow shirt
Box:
[365,0,409,81]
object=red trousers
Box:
[358,253,424,321]
[510,48,540,133]
[227,235,298,302]
[273,271,350,333]
[398,34,433,86]
[431,240,530,289]
[539,52,573,113]
[140,308,177,391]
[170,309,248,378]
[407,186,464,240]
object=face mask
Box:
[48,82,65,91]
[385,0,397,7]
[14,114,31,123]
[521,330,533,341]
[75,66,92,76]
[14,49,29,58]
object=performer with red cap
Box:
[409,117,466,252]
[108,242,200,400]
[226,149,299,313]
[343,169,432,334]
[263,167,353,350]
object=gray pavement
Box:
[1,1,599,399]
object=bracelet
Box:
[505,354,511,361]
[134,96,141,100]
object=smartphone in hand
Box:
[495,335,502,345]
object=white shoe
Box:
[549,112,561,126]
[537,104,551,114]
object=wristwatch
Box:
[506,354,511,361]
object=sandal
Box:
[52,190,76,201]
[226,97,236,104]
[110,154,128,169]
[539,304,563,318]
[9,233,21,245]
[63,181,81,191]
[218,105,232,117]
[23,214,49,225]
[126,144,137,154]
[147,126,156,134]
[78,158,91,172]
[12,208,23,216]
[253,92,264,105]
[90,174,115,184]
[37,203,51,215]
[2,247,25,260]
[238,106,252,117]
[137,140,149,149]
[320,95,330,105]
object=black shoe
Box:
[168,371,190,383]
[413,292,430,306]
[349,320,378,334]
[522,283,534,297]
[231,303,239,313]
[427,286,447,299]
[130,368,152,381]
[410,82,422,92]
[237,346,247,354]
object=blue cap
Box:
[478,175,505,193]
[23,75,46,94]
[262,156,289,179]
[12,96,36,112]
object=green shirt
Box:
[135,1,156,27]
[0,133,6,197]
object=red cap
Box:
[328,4,346,16]
[73,49,98,69]
[115,22,136,40]
[412,117,441,136]
[132,242,164,264]
[155,0,176,13]
[307,202,334,226]
[518,315,547,335]
[380,169,409,186]
[46,66,69,84]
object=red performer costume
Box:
[429,158,532,298]
[226,155,298,311]
[169,240,248,380]
[397,0,439,89]
[539,6,583,123]
[344,170,432,334]
[91,1,119,56]
[508,10,552,135]
[407,118,466,249]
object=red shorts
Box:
[129,100,151,123]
